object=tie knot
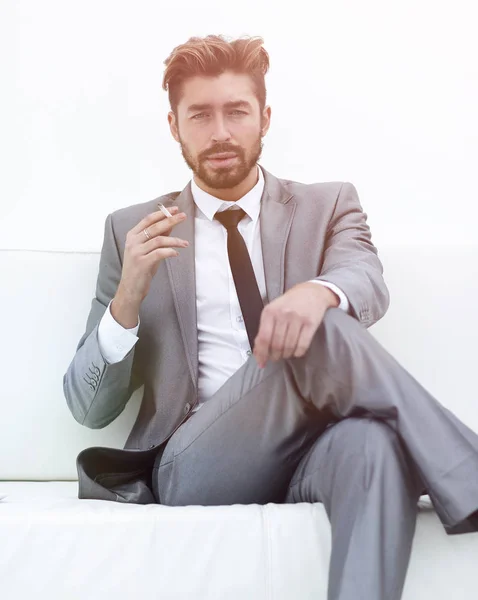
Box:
[214,208,247,230]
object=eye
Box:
[230,110,247,116]
[192,113,208,120]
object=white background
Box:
[1,0,477,251]
[1,1,478,491]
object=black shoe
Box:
[468,510,478,528]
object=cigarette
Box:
[157,202,173,218]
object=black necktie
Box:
[214,208,264,349]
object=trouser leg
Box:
[155,308,478,533]
[284,308,478,533]
[285,417,423,600]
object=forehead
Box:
[178,71,258,113]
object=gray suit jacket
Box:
[63,165,389,502]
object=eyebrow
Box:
[187,100,252,113]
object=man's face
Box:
[169,71,270,190]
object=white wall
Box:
[1,0,477,253]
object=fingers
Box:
[129,206,189,256]
[292,324,316,358]
[268,318,289,361]
[131,206,184,237]
[253,310,274,368]
[253,309,316,367]
[142,234,189,256]
[255,316,302,364]
[281,319,303,359]
[151,210,188,238]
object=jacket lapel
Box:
[162,183,198,391]
[163,166,296,391]
[259,166,296,302]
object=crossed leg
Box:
[156,308,478,529]
[285,416,423,600]
[154,307,478,599]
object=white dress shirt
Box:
[98,166,349,412]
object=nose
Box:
[211,115,231,143]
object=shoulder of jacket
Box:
[278,178,348,203]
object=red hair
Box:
[162,35,270,113]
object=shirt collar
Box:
[191,164,264,222]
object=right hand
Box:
[116,206,189,304]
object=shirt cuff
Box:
[97,299,140,364]
[307,280,350,313]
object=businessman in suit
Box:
[63,35,478,600]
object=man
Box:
[63,34,478,600]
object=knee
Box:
[321,417,400,479]
[331,417,402,477]
[358,418,411,488]
[360,416,396,440]
[361,418,400,457]
[305,307,362,359]
[299,419,401,501]
[320,306,364,339]
[357,418,424,499]
[343,415,397,447]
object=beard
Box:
[178,131,264,190]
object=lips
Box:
[206,153,238,168]
[207,153,237,159]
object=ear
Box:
[168,111,180,143]
[261,105,271,136]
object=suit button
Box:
[184,403,191,414]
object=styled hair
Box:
[162,35,270,114]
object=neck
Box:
[193,165,259,202]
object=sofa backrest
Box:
[1,246,477,480]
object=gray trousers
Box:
[153,308,478,600]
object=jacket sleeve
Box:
[314,182,390,327]
[63,213,143,429]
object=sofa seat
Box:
[1,481,476,600]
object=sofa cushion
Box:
[0,482,477,600]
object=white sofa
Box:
[1,245,477,600]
